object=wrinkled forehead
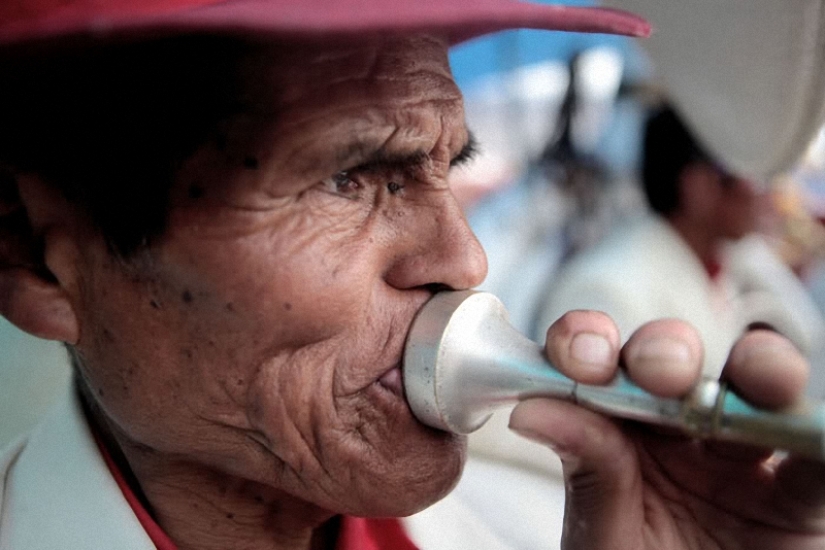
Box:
[166,33,468,200]
[229,34,464,137]
[239,35,465,167]
[242,34,455,98]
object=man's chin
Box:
[351,435,467,517]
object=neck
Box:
[77,382,338,550]
[128,458,339,550]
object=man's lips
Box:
[377,365,404,396]
[372,296,432,399]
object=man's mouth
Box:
[377,365,404,396]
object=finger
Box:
[621,318,704,397]
[544,310,621,385]
[509,398,643,548]
[701,439,776,463]
[725,329,809,409]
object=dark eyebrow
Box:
[331,131,479,174]
[450,132,479,168]
[353,149,430,173]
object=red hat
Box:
[0,0,649,48]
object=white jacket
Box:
[0,387,156,550]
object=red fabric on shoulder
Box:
[704,256,723,280]
[337,516,419,550]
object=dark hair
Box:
[0,35,253,256]
[641,105,712,215]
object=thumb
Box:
[509,398,644,550]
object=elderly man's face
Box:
[66,35,486,517]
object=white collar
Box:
[0,386,153,550]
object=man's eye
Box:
[321,171,361,197]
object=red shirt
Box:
[97,439,418,550]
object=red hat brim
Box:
[0,0,649,48]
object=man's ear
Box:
[0,171,79,344]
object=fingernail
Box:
[739,337,797,365]
[570,333,612,366]
[630,337,691,367]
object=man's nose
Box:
[383,191,487,291]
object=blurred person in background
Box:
[535,104,825,381]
